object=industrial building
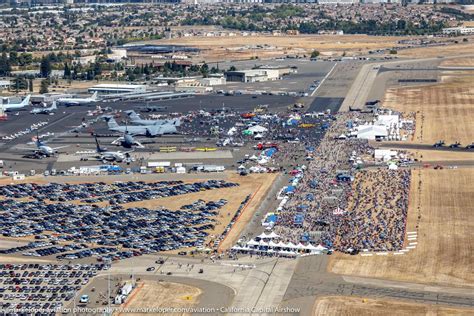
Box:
[225,69,281,83]
[88,84,147,95]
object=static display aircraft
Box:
[104,116,177,137]
[125,110,181,127]
[18,134,68,158]
[94,136,132,162]
[57,92,98,106]
[1,95,31,112]
[30,101,57,114]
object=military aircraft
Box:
[111,130,144,149]
[93,136,132,162]
[125,110,181,127]
[433,140,445,147]
[18,134,68,158]
[140,105,168,112]
[57,92,98,106]
[449,141,461,148]
[104,116,177,137]
[1,95,31,112]
[30,101,57,114]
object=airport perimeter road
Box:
[280,256,474,315]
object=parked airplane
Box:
[30,101,57,114]
[18,134,68,158]
[94,136,132,162]
[140,105,168,112]
[125,110,181,127]
[57,92,98,106]
[1,95,31,112]
[111,130,144,149]
[104,116,177,137]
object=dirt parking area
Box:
[117,281,201,316]
[121,173,278,251]
[313,296,473,316]
[329,169,474,288]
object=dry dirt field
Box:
[145,34,405,61]
[382,77,474,145]
[441,57,474,68]
[313,296,474,316]
[409,149,474,162]
[397,40,474,58]
[329,169,474,288]
[118,281,201,316]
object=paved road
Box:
[280,256,474,315]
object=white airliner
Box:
[1,95,31,112]
[57,92,98,106]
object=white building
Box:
[442,27,474,35]
[225,69,281,83]
[88,84,146,94]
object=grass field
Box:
[409,149,474,162]
[118,281,201,316]
[313,296,473,316]
[329,169,474,288]
[382,77,474,145]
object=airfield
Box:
[0,54,473,315]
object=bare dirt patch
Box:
[382,77,474,145]
[313,296,473,316]
[118,281,201,316]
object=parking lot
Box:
[0,263,109,314]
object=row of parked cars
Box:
[0,183,232,261]
[0,264,109,314]
[0,180,182,201]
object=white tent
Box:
[286,242,297,249]
[247,239,260,246]
[356,125,388,140]
[315,244,327,251]
[266,232,280,239]
[254,133,263,140]
[248,125,268,133]
[227,127,237,136]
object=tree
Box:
[228,65,237,71]
[28,78,34,92]
[39,79,49,94]
[310,50,320,59]
[0,52,11,76]
[64,63,71,79]
[40,57,52,78]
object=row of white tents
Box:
[232,232,329,257]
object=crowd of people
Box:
[273,112,412,252]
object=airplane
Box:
[195,147,217,152]
[449,141,461,148]
[1,95,31,112]
[104,116,177,137]
[140,105,168,112]
[111,131,144,149]
[57,92,98,106]
[125,110,181,127]
[466,143,474,149]
[30,101,57,115]
[433,140,445,147]
[18,134,68,158]
[93,136,132,162]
